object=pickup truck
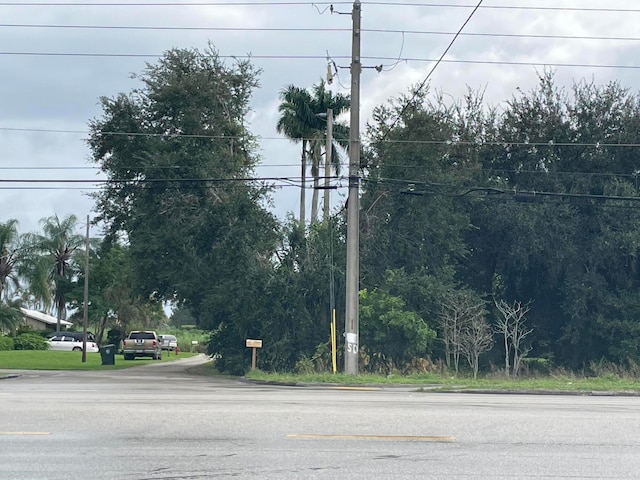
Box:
[122,331,162,360]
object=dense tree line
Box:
[3,45,640,377]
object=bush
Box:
[0,336,14,351]
[13,333,49,350]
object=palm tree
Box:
[0,219,22,303]
[308,80,350,223]
[22,214,85,333]
[0,300,22,334]
[277,85,315,227]
[277,81,350,225]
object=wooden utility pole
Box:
[323,108,333,222]
[82,215,89,363]
[344,0,361,375]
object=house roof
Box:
[20,308,73,327]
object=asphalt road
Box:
[1,356,640,479]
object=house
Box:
[20,308,73,331]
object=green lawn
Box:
[245,370,640,393]
[0,350,196,371]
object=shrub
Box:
[0,336,14,351]
[13,333,49,350]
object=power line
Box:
[372,0,483,141]
[6,51,639,72]
[5,51,640,70]
[364,3,640,13]
[0,175,340,185]
[7,126,640,149]
[1,2,639,12]
[0,1,348,5]
[4,24,640,44]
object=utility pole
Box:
[323,108,333,222]
[344,0,361,375]
[82,215,89,363]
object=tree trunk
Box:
[323,109,333,222]
[299,140,307,227]
[311,148,320,224]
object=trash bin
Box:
[100,344,116,366]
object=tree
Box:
[88,46,279,359]
[494,299,533,377]
[360,88,487,289]
[0,219,22,303]
[277,85,315,227]
[439,290,486,374]
[468,71,640,368]
[307,80,350,223]
[66,238,163,345]
[457,303,492,380]
[277,80,350,225]
[22,215,84,333]
[0,301,22,334]
[359,288,436,373]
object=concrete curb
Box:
[433,388,640,396]
[240,378,640,396]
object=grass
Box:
[244,370,640,393]
[0,350,197,371]
[5,353,640,394]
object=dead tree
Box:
[440,292,487,375]
[494,299,533,377]
[458,306,493,380]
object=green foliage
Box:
[0,336,14,351]
[207,322,248,376]
[21,214,85,331]
[88,45,278,328]
[13,333,48,350]
[0,304,22,333]
[169,307,196,327]
[277,80,349,224]
[359,289,436,371]
[0,219,22,303]
[294,343,333,374]
[520,358,552,375]
[107,329,122,348]
[157,326,207,353]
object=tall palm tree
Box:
[277,81,350,225]
[308,80,350,223]
[277,85,315,227]
[22,214,85,332]
[0,219,22,303]
[0,300,22,334]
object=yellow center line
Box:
[330,386,381,391]
[0,432,51,435]
[287,434,456,442]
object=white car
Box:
[47,335,99,353]
[159,334,178,351]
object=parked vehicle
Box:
[159,334,178,351]
[47,335,99,353]
[122,331,162,360]
[49,331,95,342]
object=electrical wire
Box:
[1,2,639,12]
[378,0,479,142]
[4,24,640,45]
[7,126,640,149]
[4,52,639,72]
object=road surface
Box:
[1,355,639,479]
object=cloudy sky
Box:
[1,0,639,236]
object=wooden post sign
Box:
[246,339,263,369]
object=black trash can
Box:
[100,344,116,365]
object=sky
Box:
[1,0,640,237]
